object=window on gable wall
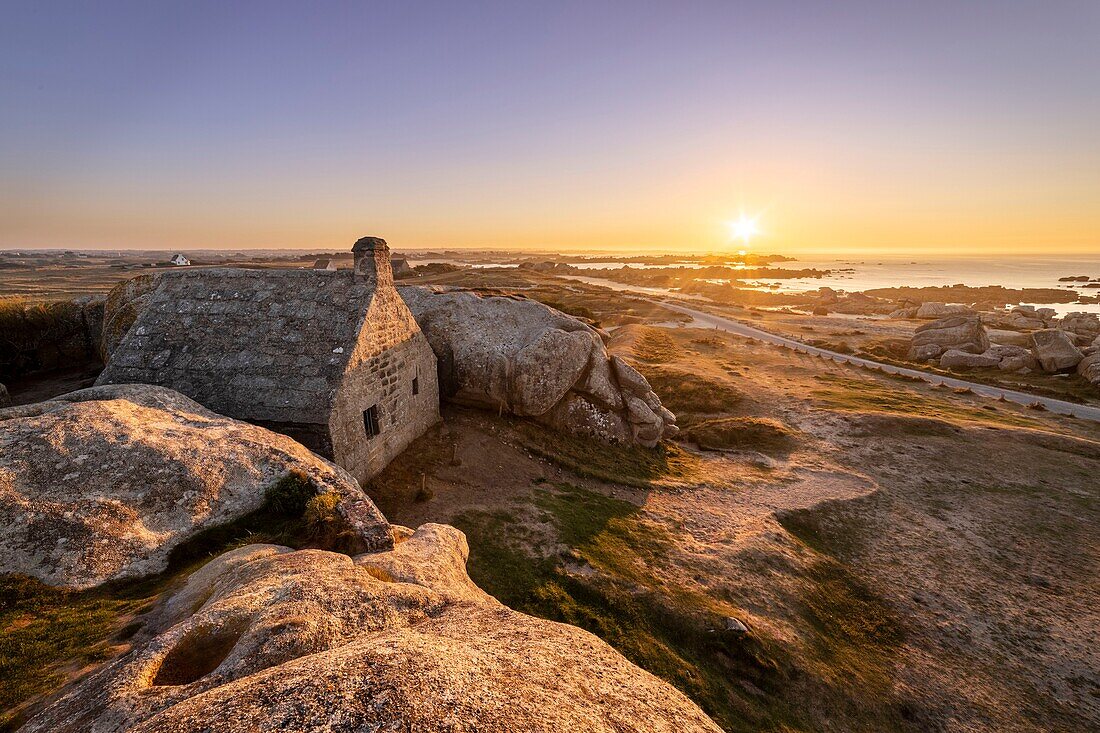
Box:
[363,405,380,438]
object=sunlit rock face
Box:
[0,384,391,589]
[399,286,677,446]
[23,526,722,733]
[907,314,989,361]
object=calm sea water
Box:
[409,254,1100,316]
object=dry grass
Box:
[683,417,798,453]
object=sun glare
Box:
[728,214,761,245]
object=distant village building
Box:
[170,253,190,266]
[390,255,413,278]
[312,258,336,270]
[97,237,440,482]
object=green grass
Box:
[810,374,1045,429]
[683,417,798,453]
[641,365,743,418]
[514,420,697,487]
[453,484,798,732]
[0,470,350,730]
[456,482,919,732]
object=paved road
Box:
[655,300,1100,423]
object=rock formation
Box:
[908,314,989,361]
[98,273,159,363]
[24,526,721,733]
[98,279,677,448]
[938,345,1038,373]
[915,302,973,319]
[1029,329,1084,373]
[1059,312,1100,344]
[0,384,390,589]
[399,287,677,446]
[938,349,1001,369]
[1078,353,1100,387]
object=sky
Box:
[1,1,1098,256]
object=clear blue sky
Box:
[2,1,1098,253]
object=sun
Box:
[728,214,761,245]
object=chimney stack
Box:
[351,236,393,286]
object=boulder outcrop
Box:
[0,385,390,589]
[916,302,973,319]
[1029,329,1084,373]
[99,273,159,363]
[908,315,989,361]
[24,526,721,733]
[1078,353,1100,387]
[939,349,1001,369]
[986,345,1040,372]
[399,287,676,446]
[1059,312,1100,343]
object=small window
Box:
[363,405,380,438]
[412,376,419,396]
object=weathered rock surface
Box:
[1059,312,1100,342]
[824,292,895,315]
[939,349,1001,369]
[916,302,973,319]
[986,328,1031,347]
[0,385,390,589]
[986,345,1040,372]
[1078,353,1100,387]
[1029,329,1084,373]
[99,273,159,363]
[908,315,989,361]
[24,526,721,733]
[399,287,676,446]
[981,311,1044,331]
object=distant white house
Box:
[312,258,336,270]
[170,253,190,266]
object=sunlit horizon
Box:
[2,3,1097,258]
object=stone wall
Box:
[330,286,440,483]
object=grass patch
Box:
[641,366,743,417]
[632,328,680,362]
[514,420,697,487]
[454,485,801,732]
[810,374,1044,429]
[0,470,350,729]
[683,417,798,453]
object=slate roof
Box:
[98,269,377,425]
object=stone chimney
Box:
[351,236,393,286]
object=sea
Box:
[408,254,1100,316]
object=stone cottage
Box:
[97,237,440,483]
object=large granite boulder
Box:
[986,328,1031,347]
[399,287,676,446]
[1029,329,1084,373]
[916,302,973,319]
[985,345,1040,372]
[1078,353,1100,388]
[981,311,1044,331]
[0,385,390,589]
[1059,312,1100,343]
[24,526,721,733]
[939,349,1000,370]
[908,315,989,361]
[99,273,160,363]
